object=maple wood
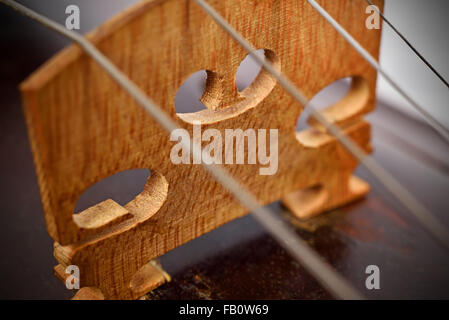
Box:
[20,0,383,299]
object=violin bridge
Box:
[54,260,170,300]
[20,0,383,299]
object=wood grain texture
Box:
[72,287,105,300]
[20,0,383,299]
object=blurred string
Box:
[0,0,363,300]
[193,0,449,250]
[373,121,449,177]
[306,0,449,145]
[365,0,449,88]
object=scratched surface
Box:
[1,4,449,300]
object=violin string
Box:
[372,121,449,177]
[306,0,449,145]
[365,0,449,88]
[194,0,449,250]
[0,0,363,300]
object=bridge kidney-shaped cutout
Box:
[74,169,150,213]
[73,170,168,232]
[175,70,222,113]
[235,49,265,92]
[296,77,352,131]
[296,76,370,148]
[177,49,280,125]
[304,76,370,132]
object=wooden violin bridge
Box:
[20,0,383,299]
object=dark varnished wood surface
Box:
[1,4,449,300]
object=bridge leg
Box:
[281,174,369,220]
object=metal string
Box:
[194,0,449,250]
[0,0,363,300]
[307,0,449,145]
[365,0,449,89]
